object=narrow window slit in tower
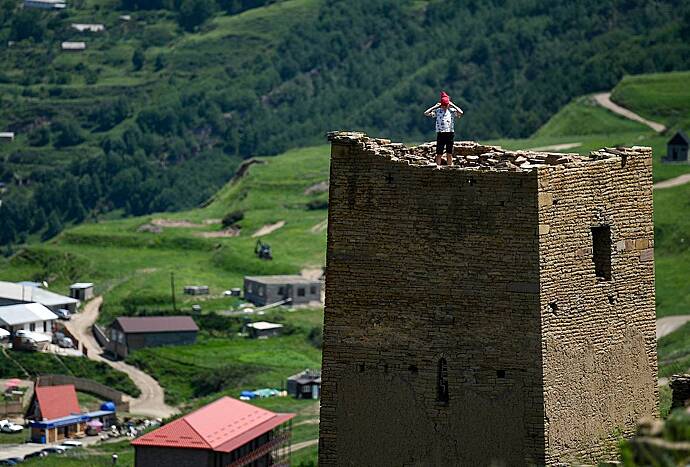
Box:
[408,365,418,374]
[437,358,449,405]
[497,370,506,379]
[358,363,365,373]
[592,225,612,281]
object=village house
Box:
[0,302,57,336]
[69,283,94,301]
[71,23,105,33]
[107,316,198,359]
[287,369,321,400]
[0,132,14,142]
[246,321,283,339]
[0,281,79,313]
[61,41,86,52]
[665,131,690,163]
[243,275,321,306]
[23,0,65,9]
[132,396,294,467]
[26,384,115,443]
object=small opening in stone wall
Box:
[592,225,612,281]
[437,358,449,405]
[358,363,365,373]
[548,302,558,313]
[408,365,418,374]
[383,363,389,373]
[497,370,506,379]
[553,199,559,206]
[621,155,628,168]
[608,295,616,305]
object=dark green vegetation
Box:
[0,350,141,396]
[1,0,690,244]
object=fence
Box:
[37,374,129,412]
[93,324,109,348]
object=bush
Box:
[307,326,322,349]
[305,199,328,210]
[222,210,244,228]
[52,121,84,148]
[191,363,267,397]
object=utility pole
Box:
[171,272,177,312]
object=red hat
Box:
[440,91,450,106]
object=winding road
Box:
[592,92,667,133]
[65,297,177,419]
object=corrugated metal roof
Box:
[0,303,57,326]
[0,281,78,307]
[114,316,199,334]
[132,397,294,452]
[35,384,81,420]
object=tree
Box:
[132,48,145,71]
[52,121,84,148]
[154,54,167,71]
[178,0,215,31]
[10,10,46,42]
[42,212,62,241]
[28,126,50,147]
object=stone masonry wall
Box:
[538,146,657,464]
[319,132,657,466]
[319,134,546,465]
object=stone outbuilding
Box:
[243,275,321,306]
[319,132,657,466]
[69,283,94,301]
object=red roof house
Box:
[29,384,81,420]
[132,397,295,467]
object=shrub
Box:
[306,199,328,210]
[222,210,244,228]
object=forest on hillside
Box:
[0,0,689,246]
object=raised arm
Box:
[450,102,464,116]
[424,103,440,117]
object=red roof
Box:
[114,316,199,334]
[132,397,294,452]
[35,385,81,420]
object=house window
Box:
[43,321,47,332]
[297,288,305,297]
[592,225,612,281]
[258,286,265,297]
[437,358,449,405]
[301,385,311,393]
[310,286,317,295]
[29,323,35,332]
[278,287,285,295]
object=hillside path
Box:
[592,92,666,133]
[292,438,319,453]
[65,297,177,419]
[654,174,690,190]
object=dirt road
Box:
[292,439,319,453]
[592,92,666,133]
[66,297,177,419]
[657,315,690,340]
[654,174,690,190]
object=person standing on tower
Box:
[424,91,464,166]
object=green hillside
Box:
[1,0,689,245]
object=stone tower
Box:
[318,132,657,466]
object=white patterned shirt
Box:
[434,107,460,133]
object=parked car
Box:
[4,458,22,464]
[0,459,17,465]
[0,420,22,433]
[61,440,82,447]
[0,423,22,433]
[56,444,75,450]
[52,332,74,349]
[22,451,46,459]
[41,447,65,455]
[55,309,71,320]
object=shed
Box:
[184,285,209,296]
[107,316,198,359]
[61,41,86,51]
[246,321,283,339]
[0,132,14,142]
[70,283,94,301]
[665,131,690,163]
[243,275,322,307]
[287,369,321,400]
[132,396,294,467]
